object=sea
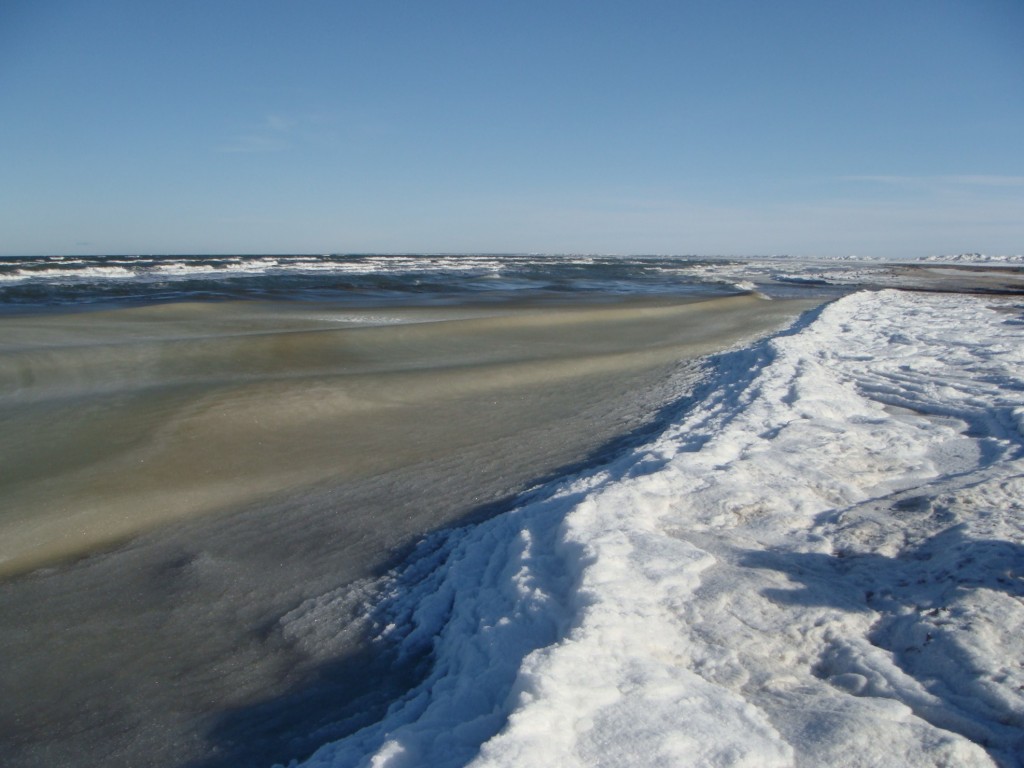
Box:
[0,252,853,309]
[1,254,1021,768]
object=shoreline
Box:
[287,287,1024,768]
[0,292,818,768]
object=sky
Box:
[1,0,1022,257]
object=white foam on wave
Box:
[0,255,520,284]
[151,258,280,275]
[0,265,138,282]
[290,289,1024,768]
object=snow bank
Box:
[292,290,1024,768]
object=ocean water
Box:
[2,254,1021,768]
[0,253,751,309]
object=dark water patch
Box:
[0,254,743,311]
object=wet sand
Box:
[0,294,819,768]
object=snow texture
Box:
[290,290,1024,768]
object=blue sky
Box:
[2,0,1022,257]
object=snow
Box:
[289,289,1024,768]
[915,253,1024,264]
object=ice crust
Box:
[292,290,1024,768]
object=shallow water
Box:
[0,294,806,576]
[0,292,818,768]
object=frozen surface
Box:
[913,253,1024,264]
[292,290,1024,768]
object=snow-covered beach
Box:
[292,288,1024,768]
[2,256,1023,767]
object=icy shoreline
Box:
[293,289,1024,768]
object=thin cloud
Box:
[217,135,290,154]
[216,113,343,154]
[841,175,1024,187]
[217,115,296,153]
